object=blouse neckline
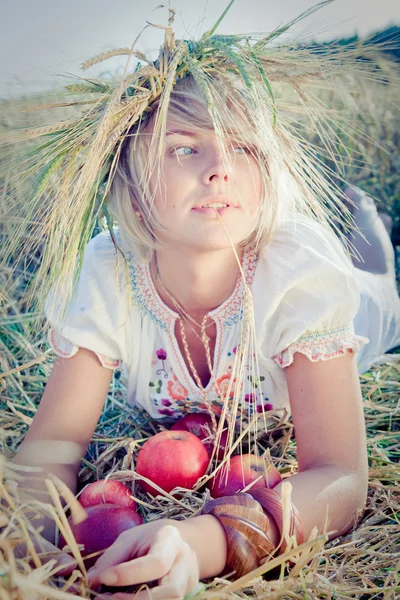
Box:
[128,247,258,331]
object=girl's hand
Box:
[87,519,200,600]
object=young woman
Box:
[10,19,400,600]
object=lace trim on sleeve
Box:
[273,323,369,368]
[48,329,121,370]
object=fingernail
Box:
[100,571,118,585]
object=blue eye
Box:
[172,145,195,156]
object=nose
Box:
[201,146,229,184]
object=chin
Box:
[184,237,245,254]
[189,226,255,251]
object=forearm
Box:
[275,465,368,540]
[11,443,82,542]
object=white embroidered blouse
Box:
[45,214,399,421]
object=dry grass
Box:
[0,286,399,598]
[1,5,400,597]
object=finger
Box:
[159,541,199,597]
[115,572,192,600]
[87,531,142,586]
[107,536,199,600]
[108,586,177,600]
[98,525,182,587]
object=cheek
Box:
[150,166,176,208]
[243,165,263,206]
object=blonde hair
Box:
[108,74,307,262]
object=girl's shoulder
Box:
[46,228,131,322]
[83,228,123,265]
[44,228,134,367]
[252,213,359,319]
[253,215,366,367]
[259,214,353,276]
[80,228,139,284]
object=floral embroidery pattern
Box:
[158,408,176,416]
[167,376,189,401]
[157,398,175,417]
[126,247,284,421]
[223,346,238,373]
[144,319,274,422]
[156,348,168,378]
[247,375,265,388]
[215,373,239,399]
[256,402,273,413]
[243,392,273,414]
[149,379,162,394]
[148,363,273,420]
[156,348,167,360]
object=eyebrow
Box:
[165,129,197,137]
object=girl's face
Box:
[148,114,263,253]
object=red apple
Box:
[136,430,209,496]
[80,480,136,510]
[208,454,282,498]
[171,413,228,460]
[59,504,143,567]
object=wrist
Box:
[174,514,227,579]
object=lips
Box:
[192,195,237,210]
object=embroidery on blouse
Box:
[215,373,239,399]
[167,375,189,401]
[243,393,273,415]
[49,329,76,358]
[48,328,121,369]
[127,256,173,331]
[148,344,274,420]
[155,348,168,379]
[131,249,274,419]
[127,247,258,331]
[149,379,163,394]
[273,322,367,367]
[149,348,201,417]
[209,248,258,327]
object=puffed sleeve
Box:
[44,231,130,370]
[253,215,369,369]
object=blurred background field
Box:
[0,24,399,600]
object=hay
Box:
[0,297,399,598]
[1,5,399,595]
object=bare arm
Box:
[183,349,368,575]
[281,349,368,540]
[12,348,113,539]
